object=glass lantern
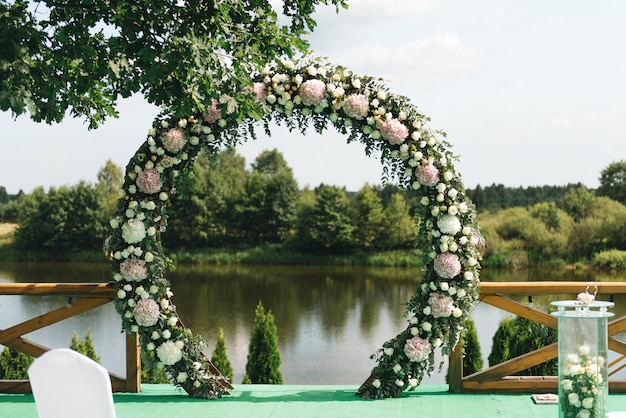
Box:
[551,298,614,418]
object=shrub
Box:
[211,328,234,382]
[446,316,483,382]
[0,348,34,380]
[593,250,626,269]
[70,330,100,363]
[242,301,283,384]
[488,315,557,376]
[141,350,170,384]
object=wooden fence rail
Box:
[0,283,140,394]
[449,281,626,394]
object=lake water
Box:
[1,262,626,384]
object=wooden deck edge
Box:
[459,378,626,394]
[0,380,31,394]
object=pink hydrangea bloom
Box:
[202,99,222,123]
[380,118,409,145]
[404,336,432,363]
[252,82,267,102]
[133,298,160,327]
[299,79,326,106]
[119,258,148,282]
[136,168,162,194]
[161,127,186,153]
[416,162,440,186]
[434,252,462,279]
[428,292,455,318]
[342,94,369,119]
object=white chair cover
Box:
[28,348,116,418]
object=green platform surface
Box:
[3,384,626,418]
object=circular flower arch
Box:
[106,55,483,400]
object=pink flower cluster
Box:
[202,99,222,123]
[119,258,148,282]
[404,336,432,363]
[415,162,440,186]
[342,94,369,119]
[133,298,160,327]
[299,79,326,106]
[434,252,462,279]
[252,82,267,102]
[162,127,186,153]
[428,292,455,318]
[136,168,162,194]
[380,118,409,145]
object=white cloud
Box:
[547,116,576,129]
[339,32,480,83]
[342,0,442,19]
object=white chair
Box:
[28,348,116,418]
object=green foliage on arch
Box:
[106,55,482,399]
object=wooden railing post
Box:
[448,343,463,393]
[125,332,141,393]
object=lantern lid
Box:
[551,300,614,318]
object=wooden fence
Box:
[448,281,626,393]
[0,283,140,394]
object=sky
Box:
[2,0,626,194]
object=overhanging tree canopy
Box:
[0,0,347,128]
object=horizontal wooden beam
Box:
[0,283,115,296]
[0,297,112,344]
[480,281,626,296]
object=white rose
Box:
[422,322,432,332]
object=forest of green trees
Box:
[2,153,626,268]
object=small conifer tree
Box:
[70,329,100,363]
[0,348,34,380]
[488,315,557,376]
[140,350,170,384]
[242,301,283,384]
[446,316,483,382]
[461,317,483,376]
[211,327,234,382]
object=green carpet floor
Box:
[3,384,626,418]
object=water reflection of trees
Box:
[169,265,420,346]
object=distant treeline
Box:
[465,183,588,211]
[2,154,626,268]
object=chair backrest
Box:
[28,348,116,418]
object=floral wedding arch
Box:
[106,55,483,400]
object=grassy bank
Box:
[166,246,423,267]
